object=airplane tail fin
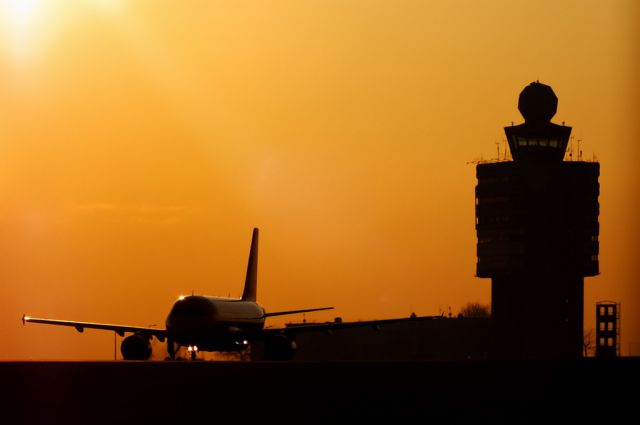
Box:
[241,228,259,301]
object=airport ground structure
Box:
[476,81,599,359]
[248,316,492,361]
[268,82,601,362]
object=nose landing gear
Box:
[165,339,199,361]
[187,345,199,361]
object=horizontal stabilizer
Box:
[263,307,334,318]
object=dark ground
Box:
[3,357,638,424]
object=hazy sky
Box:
[1,0,638,359]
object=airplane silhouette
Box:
[23,228,441,360]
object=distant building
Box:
[595,301,620,358]
[251,316,492,361]
[475,82,599,359]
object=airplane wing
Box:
[22,315,167,342]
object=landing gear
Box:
[165,339,200,361]
[167,337,176,361]
[187,345,199,361]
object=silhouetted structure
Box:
[595,301,620,358]
[267,316,491,361]
[476,81,600,359]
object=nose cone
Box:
[166,296,217,332]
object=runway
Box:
[4,357,638,424]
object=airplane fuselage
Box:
[165,295,265,351]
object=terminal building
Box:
[256,82,600,361]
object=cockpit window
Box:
[172,298,211,316]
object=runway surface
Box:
[4,357,638,424]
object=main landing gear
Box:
[166,337,176,361]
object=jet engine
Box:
[264,334,297,360]
[121,333,152,360]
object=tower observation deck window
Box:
[513,136,561,149]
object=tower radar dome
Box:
[518,81,558,124]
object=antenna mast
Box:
[577,139,582,161]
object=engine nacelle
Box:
[121,333,152,360]
[264,334,297,360]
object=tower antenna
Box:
[577,139,582,161]
[568,136,574,161]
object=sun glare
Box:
[2,0,44,33]
[1,0,46,62]
[3,0,39,20]
[1,0,125,64]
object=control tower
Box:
[475,82,600,358]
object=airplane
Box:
[23,228,442,361]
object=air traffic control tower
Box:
[475,82,600,359]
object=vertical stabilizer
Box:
[241,228,259,301]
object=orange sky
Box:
[1,0,638,359]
